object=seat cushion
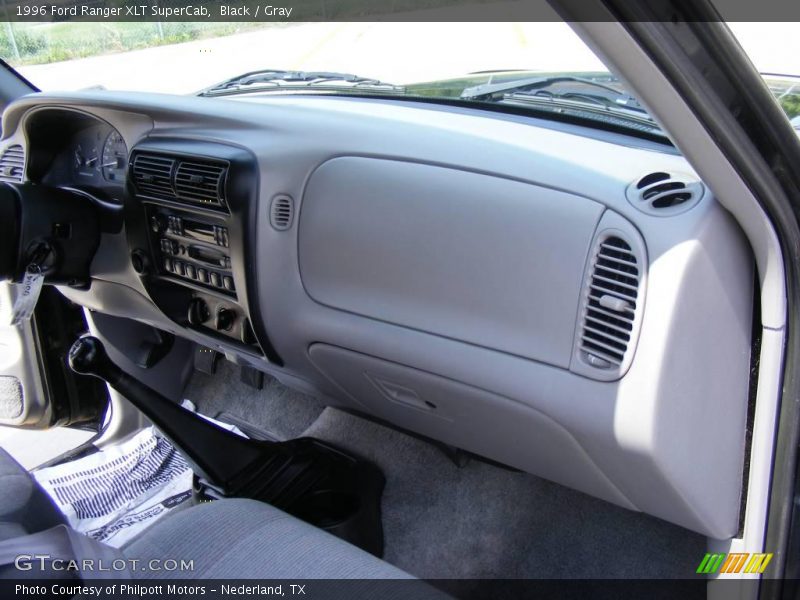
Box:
[124,498,416,579]
[0,448,65,541]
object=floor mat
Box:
[33,427,193,547]
[302,408,706,582]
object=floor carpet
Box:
[184,361,706,588]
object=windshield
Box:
[1,21,799,136]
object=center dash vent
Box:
[131,152,228,209]
[174,160,226,206]
[132,153,176,199]
[626,171,704,216]
[0,145,25,183]
[572,227,646,382]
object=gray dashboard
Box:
[0,90,754,539]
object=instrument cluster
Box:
[32,117,130,201]
[68,123,129,188]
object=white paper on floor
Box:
[33,426,193,547]
[181,399,248,437]
[33,403,248,547]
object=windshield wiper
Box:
[199,69,404,96]
[499,92,663,135]
[461,75,662,135]
[461,75,645,112]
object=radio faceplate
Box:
[148,205,236,297]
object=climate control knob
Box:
[187,297,210,326]
[215,307,235,332]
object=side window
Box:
[765,76,800,124]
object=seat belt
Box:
[0,525,131,579]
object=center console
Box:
[124,138,281,364]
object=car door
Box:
[0,282,50,427]
[0,60,107,431]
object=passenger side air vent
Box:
[626,171,704,216]
[0,144,25,182]
[572,222,647,382]
[579,236,638,367]
[270,195,294,230]
[131,152,228,209]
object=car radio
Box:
[164,215,229,248]
[147,207,236,296]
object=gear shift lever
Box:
[68,336,261,482]
[67,335,386,556]
[69,335,127,383]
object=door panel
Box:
[0,282,49,426]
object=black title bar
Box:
[1,0,800,22]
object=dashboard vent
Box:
[627,171,704,216]
[270,195,294,230]
[578,236,640,370]
[132,153,176,199]
[175,160,226,207]
[131,152,228,209]
[0,145,25,182]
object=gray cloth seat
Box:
[0,448,439,587]
[0,448,64,541]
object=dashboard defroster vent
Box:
[572,222,646,382]
[131,152,228,209]
[0,145,25,183]
[270,195,294,230]
[626,171,704,216]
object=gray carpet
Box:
[183,360,325,441]
[185,362,706,582]
[304,408,706,581]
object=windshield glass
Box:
[1,21,798,134]
[1,22,606,93]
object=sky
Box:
[728,23,800,76]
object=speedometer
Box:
[101,130,128,183]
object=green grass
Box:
[762,77,800,119]
[0,21,277,65]
[779,94,800,119]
